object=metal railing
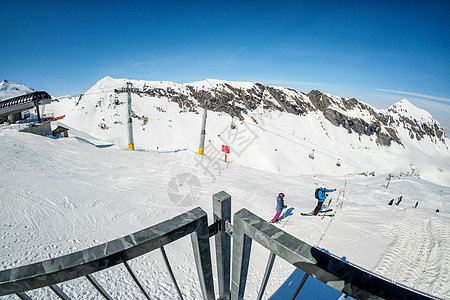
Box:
[230,208,437,300]
[0,191,438,300]
[0,207,215,299]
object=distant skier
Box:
[395,196,403,206]
[313,186,336,215]
[271,193,287,223]
[388,199,394,205]
[414,201,418,208]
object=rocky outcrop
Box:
[142,82,446,147]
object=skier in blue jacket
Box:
[271,193,287,223]
[313,186,336,215]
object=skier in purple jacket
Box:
[271,193,287,223]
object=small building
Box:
[52,126,69,137]
[20,122,52,136]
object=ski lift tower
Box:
[114,82,140,150]
[198,99,209,155]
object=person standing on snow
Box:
[271,193,287,223]
[313,186,336,215]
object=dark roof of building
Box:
[0,91,51,109]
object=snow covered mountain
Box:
[0,79,34,101]
[1,76,449,299]
[46,76,450,186]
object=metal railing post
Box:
[256,252,276,300]
[123,261,151,300]
[50,284,71,300]
[16,293,31,300]
[290,273,309,299]
[191,212,216,300]
[86,274,113,300]
[230,216,252,300]
[160,246,184,300]
[212,191,231,300]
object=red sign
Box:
[222,145,230,154]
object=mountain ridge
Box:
[0,79,34,101]
[88,76,447,148]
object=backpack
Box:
[315,188,322,200]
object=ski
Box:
[300,208,332,216]
[274,220,294,225]
[301,213,334,217]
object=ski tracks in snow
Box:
[374,211,450,298]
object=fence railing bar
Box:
[50,284,71,300]
[15,292,32,300]
[86,274,113,300]
[230,221,253,300]
[208,221,221,238]
[123,261,151,300]
[290,273,309,300]
[231,208,436,300]
[213,191,231,300]
[190,212,216,300]
[160,246,184,300]
[0,207,208,296]
[256,252,276,300]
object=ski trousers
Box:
[313,201,324,215]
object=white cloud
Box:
[376,88,450,104]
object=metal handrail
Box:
[0,192,440,300]
[230,208,438,300]
[0,207,215,299]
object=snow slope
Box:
[44,77,450,187]
[0,128,449,299]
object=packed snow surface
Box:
[0,128,449,299]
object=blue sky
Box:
[1,0,449,131]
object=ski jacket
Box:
[318,188,334,202]
[276,196,286,212]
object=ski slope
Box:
[1,128,449,299]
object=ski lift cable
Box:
[246,121,359,166]
[53,84,126,101]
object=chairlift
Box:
[336,159,341,167]
[230,117,236,129]
[308,149,315,160]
